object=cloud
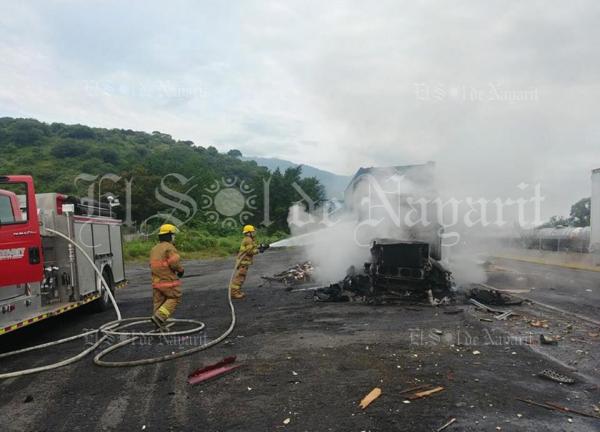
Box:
[0,0,598,220]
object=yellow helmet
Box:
[242,224,256,234]
[159,224,179,235]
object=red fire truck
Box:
[0,175,126,335]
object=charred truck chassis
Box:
[315,239,454,303]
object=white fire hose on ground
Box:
[0,229,241,378]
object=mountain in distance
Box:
[243,156,350,199]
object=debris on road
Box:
[469,299,512,317]
[495,310,513,320]
[544,402,600,420]
[187,356,242,385]
[529,319,549,328]
[517,399,600,420]
[409,386,445,400]
[283,418,291,425]
[540,334,559,345]
[23,395,33,403]
[315,239,456,304]
[538,369,575,384]
[261,261,314,289]
[313,283,355,302]
[359,387,382,409]
[399,384,433,395]
[436,417,457,432]
[468,286,523,306]
[443,309,463,315]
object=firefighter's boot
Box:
[230,289,246,300]
[151,314,169,332]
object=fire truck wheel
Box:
[91,267,115,313]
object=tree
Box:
[65,124,96,140]
[227,149,242,158]
[51,140,89,158]
[570,197,590,227]
[11,120,46,146]
[540,197,591,228]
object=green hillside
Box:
[0,117,324,236]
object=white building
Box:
[592,168,600,265]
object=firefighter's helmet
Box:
[242,224,256,234]
[159,224,179,235]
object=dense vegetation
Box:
[123,228,286,261]
[0,117,325,257]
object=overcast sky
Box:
[1,1,598,219]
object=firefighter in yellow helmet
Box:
[149,224,184,330]
[229,224,269,299]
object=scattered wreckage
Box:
[261,261,314,289]
[314,239,456,305]
[468,286,523,306]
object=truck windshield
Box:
[0,183,27,225]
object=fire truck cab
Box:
[0,175,126,335]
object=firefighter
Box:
[229,224,269,299]
[150,223,184,330]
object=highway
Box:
[489,257,600,323]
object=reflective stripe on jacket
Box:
[150,241,184,290]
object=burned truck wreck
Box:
[315,238,455,304]
[314,163,455,304]
[271,162,456,304]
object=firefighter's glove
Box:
[177,269,185,278]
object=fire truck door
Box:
[0,177,43,288]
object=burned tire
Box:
[91,267,115,313]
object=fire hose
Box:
[0,228,241,378]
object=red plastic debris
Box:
[187,356,242,385]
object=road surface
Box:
[489,257,600,323]
[1,249,599,431]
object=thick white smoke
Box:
[274,164,520,287]
[285,207,370,284]
[277,166,446,284]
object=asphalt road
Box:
[1,249,599,431]
[488,257,600,323]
